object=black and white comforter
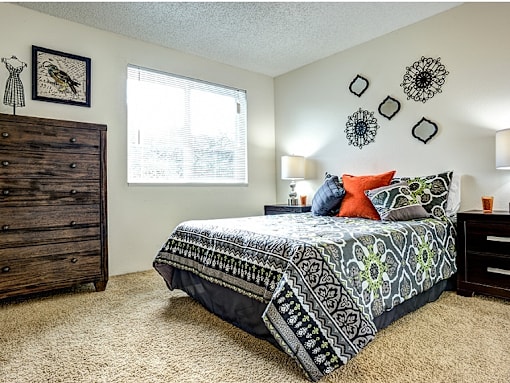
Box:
[154,213,456,381]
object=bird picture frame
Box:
[32,45,91,107]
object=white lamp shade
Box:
[281,155,305,179]
[496,129,510,169]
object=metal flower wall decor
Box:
[400,56,448,103]
[345,108,379,149]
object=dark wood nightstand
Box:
[456,210,510,300]
[264,204,311,215]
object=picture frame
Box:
[32,45,91,107]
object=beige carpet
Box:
[1,270,509,383]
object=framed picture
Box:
[32,45,91,107]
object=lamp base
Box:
[287,180,298,206]
[288,198,298,206]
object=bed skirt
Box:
[155,263,454,350]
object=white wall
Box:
[275,3,510,212]
[0,4,276,276]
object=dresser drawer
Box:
[0,150,100,179]
[0,123,100,154]
[0,239,101,261]
[0,254,102,293]
[464,221,510,255]
[0,226,100,248]
[0,179,99,207]
[0,204,100,231]
[465,252,510,290]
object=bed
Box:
[153,171,459,381]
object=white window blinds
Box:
[127,65,248,184]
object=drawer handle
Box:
[70,137,77,143]
[2,225,9,231]
[487,236,510,243]
[2,189,9,195]
[70,221,77,226]
[1,266,10,273]
[487,267,510,276]
[70,163,77,169]
[71,258,78,264]
[70,189,77,194]
[1,132,9,138]
[1,161,9,166]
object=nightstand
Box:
[264,204,311,215]
[456,210,510,300]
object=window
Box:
[127,65,247,184]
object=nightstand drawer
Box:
[464,221,510,255]
[465,252,510,290]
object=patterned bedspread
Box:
[153,213,456,381]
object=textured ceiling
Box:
[17,2,461,77]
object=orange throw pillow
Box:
[338,170,396,220]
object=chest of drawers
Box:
[0,114,107,299]
[456,210,510,300]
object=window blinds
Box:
[127,65,248,184]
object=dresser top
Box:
[0,113,106,131]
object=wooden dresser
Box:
[0,114,107,299]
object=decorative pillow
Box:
[392,171,453,219]
[365,182,430,221]
[311,173,345,216]
[338,170,396,220]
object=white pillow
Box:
[445,173,461,217]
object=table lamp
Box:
[281,155,305,205]
[496,129,510,170]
